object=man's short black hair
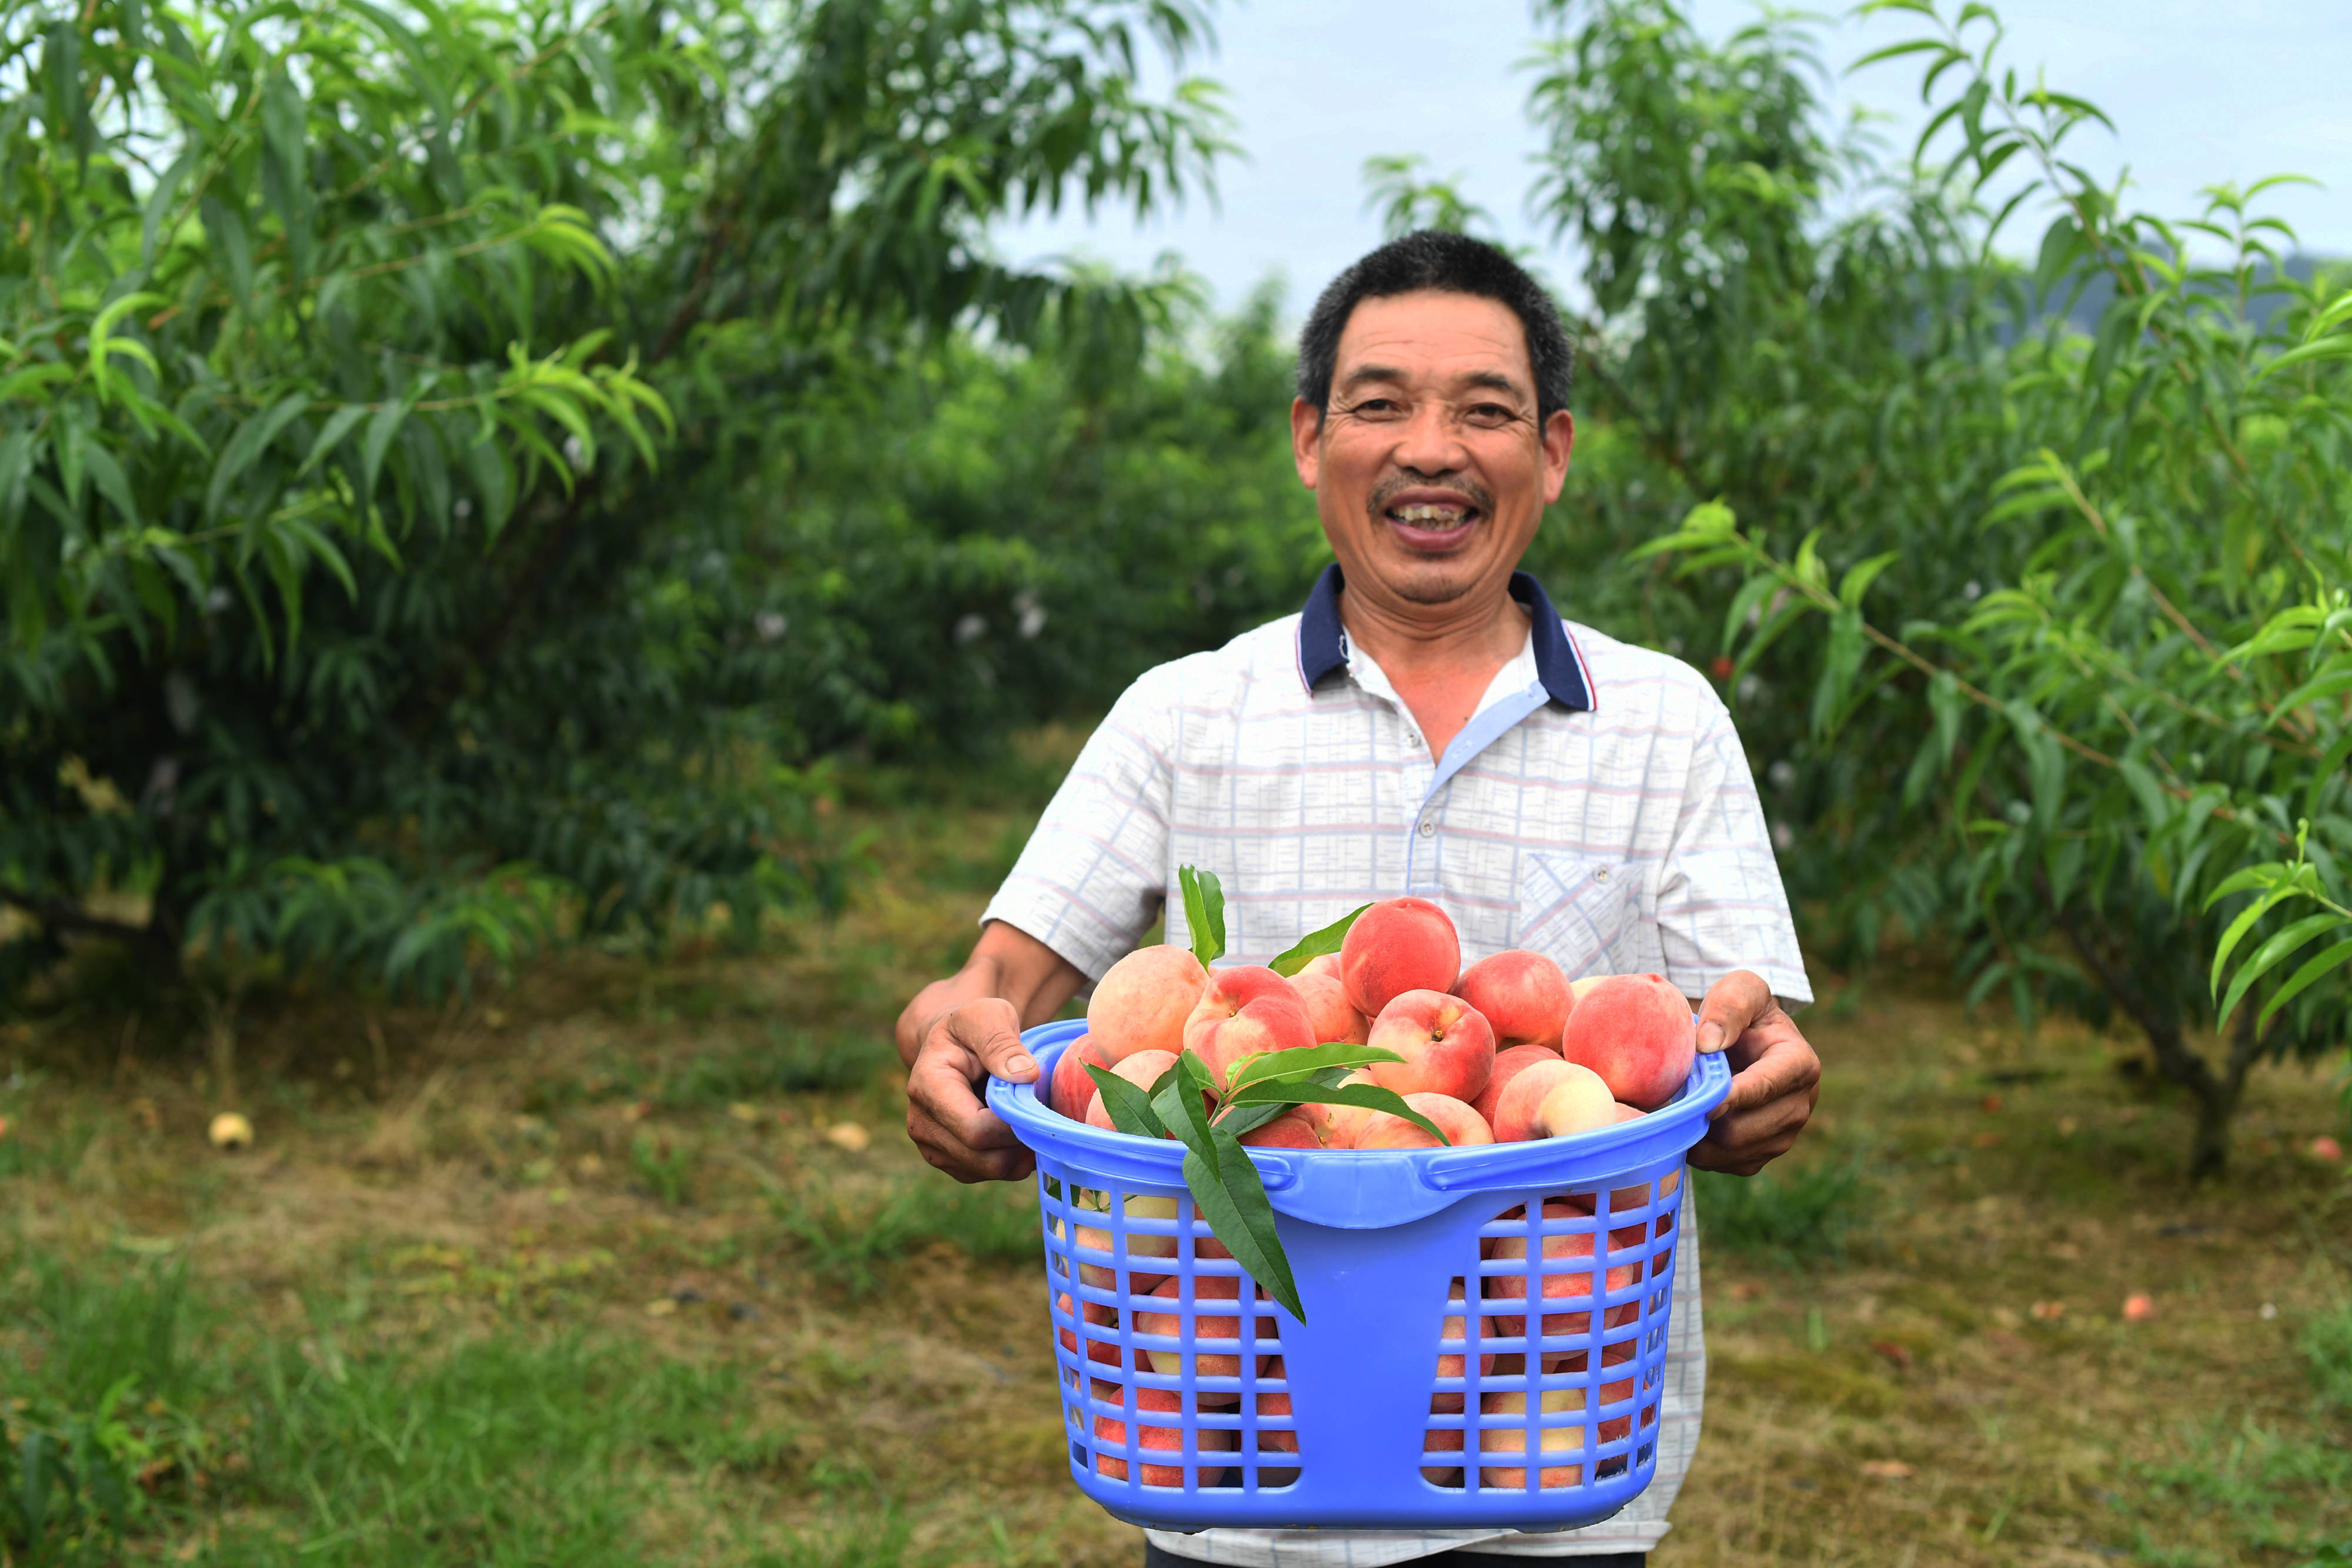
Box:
[1296,230,1574,426]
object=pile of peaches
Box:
[1048,895,1700,1149]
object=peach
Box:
[1057,1292,1124,1372]
[1486,1200,1641,1344]
[1297,1068,1379,1148]
[1489,1059,1613,1142]
[1476,1388,1585,1489]
[1559,974,1698,1110]
[1051,1035,1112,1122]
[1352,1092,1494,1151]
[1299,952,1344,982]
[1289,968,1369,1046]
[1254,1386,1299,1457]
[1421,1420,1465,1484]
[1088,946,1209,1062]
[1135,1273,1278,1379]
[1434,1278,1498,1412]
[1470,1043,1564,1131]
[1454,950,1572,1051]
[1340,897,1461,1016]
[1067,1191,1180,1291]
[1083,1049,1180,1132]
[1093,1385,1233,1485]
[1365,989,1495,1104]
[1184,965,1316,1088]
[1236,1111,1327,1149]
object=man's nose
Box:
[1392,399,1469,474]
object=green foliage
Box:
[2307,1298,2352,1417]
[0,0,1234,1001]
[775,1179,1041,1295]
[1530,0,2351,1174]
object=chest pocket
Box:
[1514,853,1653,979]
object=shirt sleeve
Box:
[1653,691,1814,1007]
[979,667,1178,982]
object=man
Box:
[897,230,1821,1567]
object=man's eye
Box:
[1466,404,1514,424]
[1353,398,1401,416]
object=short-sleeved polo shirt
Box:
[982,566,1810,1563]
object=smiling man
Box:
[897,231,1821,1566]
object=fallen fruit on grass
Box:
[2123,1293,2155,1322]
[1471,1043,1564,1131]
[1477,1388,1585,1489]
[1558,974,1698,1110]
[1453,950,1572,1051]
[1366,989,1496,1104]
[1090,946,1210,1063]
[208,1112,253,1151]
[1341,897,1462,1017]
[1352,1092,1493,1151]
[824,1121,870,1152]
[1184,965,1315,1086]
[1083,1050,1181,1131]
[1051,1035,1112,1121]
[2311,1135,2344,1162]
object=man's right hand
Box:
[897,922,1085,1182]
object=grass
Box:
[2,722,2349,1566]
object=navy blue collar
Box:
[1294,563,1595,711]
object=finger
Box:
[1694,969,1774,1055]
[1704,1031,1819,1121]
[908,1043,1028,1158]
[906,1090,1034,1183]
[947,1000,1038,1083]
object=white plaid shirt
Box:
[984,567,1811,1563]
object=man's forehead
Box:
[1333,290,1532,393]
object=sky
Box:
[1000,0,2352,319]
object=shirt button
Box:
[1418,818,1436,838]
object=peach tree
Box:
[0,0,1226,999]
[1625,1,2352,1175]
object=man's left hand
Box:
[1688,969,1820,1176]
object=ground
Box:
[4,728,2348,1567]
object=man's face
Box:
[1291,290,1572,613]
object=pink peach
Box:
[1088,946,1209,1063]
[1454,950,1572,1050]
[1366,989,1496,1104]
[1135,1274,1278,1380]
[1476,1388,1585,1489]
[1052,1034,1112,1122]
[1485,1200,1642,1345]
[1289,968,1369,1046]
[1340,897,1461,1017]
[1236,1111,1327,1149]
[1184,965,1316,1088]
[1299,952,1344,982]
[1296,1068,1379,1148]
[1093,1385,1232,1485]
[1489,1058,1613,1142]
[1558,974,1698,1111]
[1470,1043,1565,1131]
[1351,1092,1494,1151]
[1083,1049,1179,1132]
[1434,1277,1498,1411]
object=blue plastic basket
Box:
[988,1021,1732,1533]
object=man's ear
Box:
[1290,396,1324,490]
[1539,408,1575,504]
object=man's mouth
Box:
[1382,498,1482,551]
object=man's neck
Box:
[1338,577,1532,760]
